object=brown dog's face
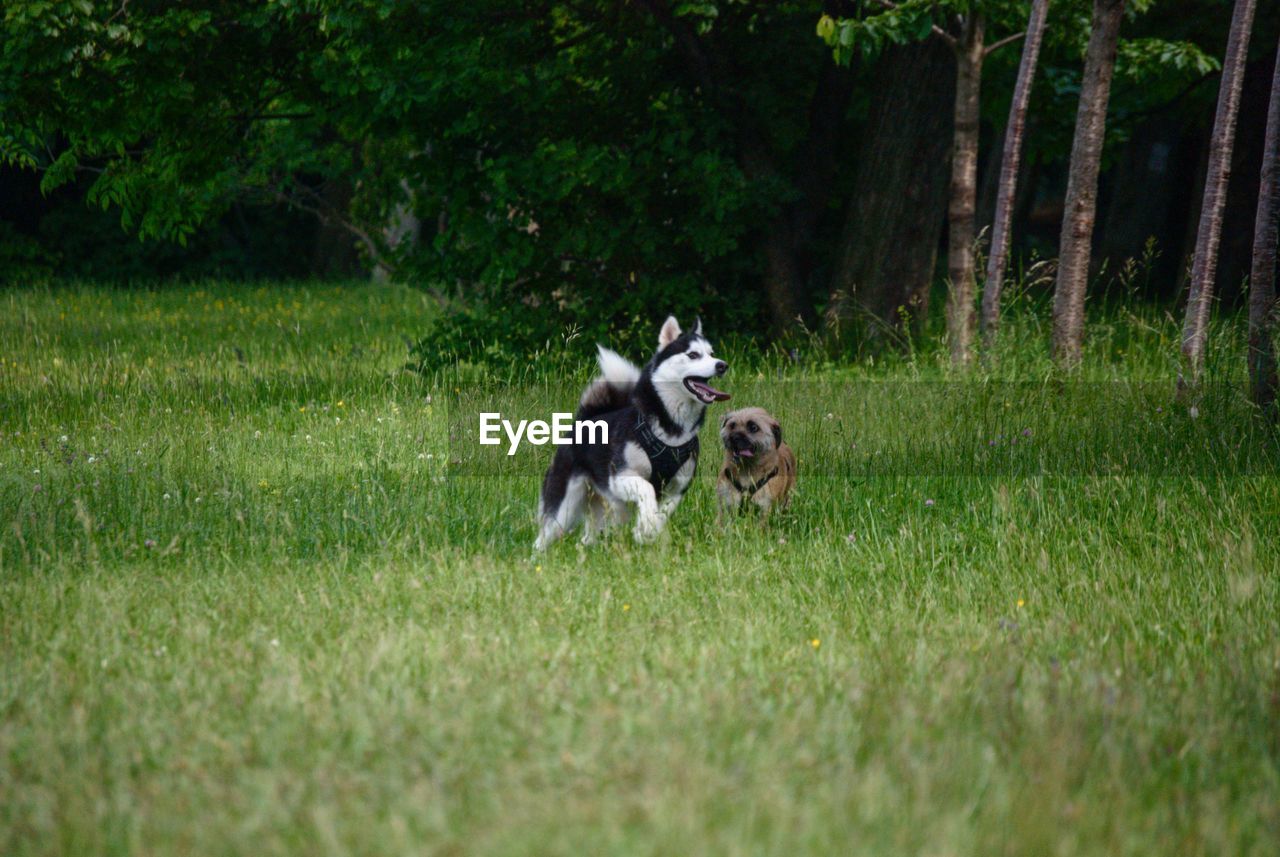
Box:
[720,407,782,462]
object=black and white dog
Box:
[535,315,729,549]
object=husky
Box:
[534,315,730,550]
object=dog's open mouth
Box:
[728,436,755,458]
[684,377,730,404]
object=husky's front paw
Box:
[633,511,667,543]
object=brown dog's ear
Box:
[721,413,730,427]
[771,421,783,447]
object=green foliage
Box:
[2,1,303,242]
[1116,37,1219,80]
[817,1,940,65]
[409,296,583,375]
[1,0,1270,325]
[409,275,765,374]
[817,0,1230,166]
[3,1,830,326]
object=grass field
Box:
[2,282,1279,855]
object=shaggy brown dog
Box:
[716,407,796,520]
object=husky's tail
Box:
[577,346,640,420]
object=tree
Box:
[0,0,1252,357]
[1051,0,1127,367]
[818,1,1018,355]
[822,0,1027,364]
[1249,34,1280,415]
[981,0,1051,351]
[2,1,859,340]
[943,12,988,366]
[940,9,1032,366]
[825,39,956,348]
[1180,0,1257,383]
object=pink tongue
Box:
[690,380,730,402]
[736,449,754,457]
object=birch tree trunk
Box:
[1249,36,1280,414]
[981,0,1051,350]
[1181,0,1257,382]
[945,14,985,366]
[1051,0,1125,367]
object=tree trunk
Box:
[1051,0,1126,367]
[761,219,810,336]
[767,19,855,336]
[981,0,1051,350]
[945,15,985,366]
[1182,0,1258,382]
[827,39,954,351]
[1177,0,1259,378]
[738,135,818,334]
[373,179,421,283]
[1249,34,1280,415]
[307,179,363,277]
[791,42,856,254]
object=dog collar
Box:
[634,416,699,490]
[729,466,779,498]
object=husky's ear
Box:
[692,317,703,336]
[658,315,682,348]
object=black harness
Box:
[727,466,779,498]
[633,416,699,491]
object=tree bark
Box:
[981,0,1051,350]
[763,23,855,337]
[827,39,954,351]
[1051,0,1126,367]
[760,218,810,336]
[1182,0,1258,382]
[945,14,985,366]
[791,42,856,253]
[1249,35,1280,415]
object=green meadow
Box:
[2,282,1278,855]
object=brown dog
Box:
[716,407,796,520]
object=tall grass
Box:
[1,282,1277,855]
